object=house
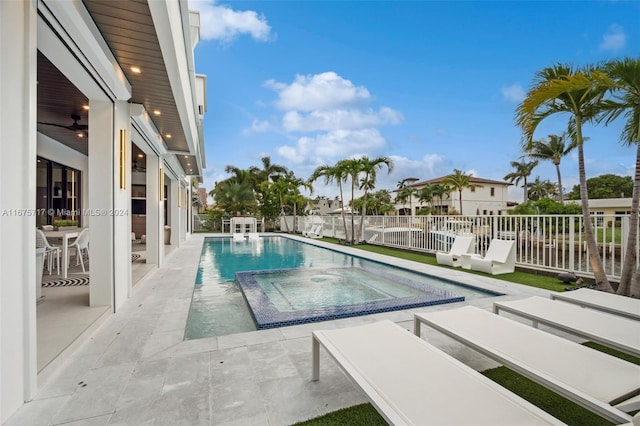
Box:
[1,1,205,421]
[394,176,513,216]
[567,198,633,227]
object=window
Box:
[470,187,475,192]
[36,157,82,227]
[490,187,495,197]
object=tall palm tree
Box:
[527,133,576,203]
[431,183,449,214]
[358,156,393,240]
[255,156,288,183]
[527,176,556,201]
[213,181,256,216]
[442,169,480,215]
[396,186,417,216]
[417,184,435,213]
[308,163,349,240]
[598,58,640,297]
[503,159,539,202]
[516,63,612,292]
[338,158,363,244]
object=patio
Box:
[12,234,567,425]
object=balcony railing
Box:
[290,214,637,281]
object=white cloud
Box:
[599,24,626,51]
[242,119,271,135]
[501,84,525,103]
[282,107,403,132]
[277,129,387,165]
[190,0,272,43]
[266,72,371,111]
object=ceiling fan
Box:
[38,113,88,134]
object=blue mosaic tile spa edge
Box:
[236,266,465,329]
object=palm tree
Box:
[308,163,349,240]
[527,176,557,201]
[516,63,613,292]
[527,133,576,203]
[431,183,449,214]
[396,186,417,216]
[255,156,288,183]
[598,58,640,297]
[213,181,256,216]
[417,184,435,214]
[442,169,480,215]
[358,156,393,240]
[503,159,539,202]
[338,158,363,244]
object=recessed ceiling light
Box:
[82,105,90,110]
[153,110,161,116]
[131,66,141,74]
[165,134,172,139]
[184,155,188,158]
[138,154,144,158]
[187,163,191,166]
[77,132,84,138]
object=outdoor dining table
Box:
[43,228,82,278]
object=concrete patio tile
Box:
[214,412,269,426]
[153,310,190,333]
[260,376,322,426]
[217,327,285,350]
[52,362,136,424]
[140,329,185,359]
[150,335,219,360]
[247,341,299,383]
[3,394,70,426]
[154,381,211,426]
[114,358,170,410]
[55,413,112,425]
[210,346,254,386]
[107,400,157,426]
[36,349,105,399]
[210,380,267,424]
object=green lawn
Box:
[295,239,633,426]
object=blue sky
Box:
[190,0,638,202]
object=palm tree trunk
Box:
[338,183,348,243]
[523,178,528,202]
[458,190,463,214]
[630,269,640,298]
[577,141,613,292]
[555,164,564,204]
[350,179,356,244]
[360,191,367,243]
[617,142,640,296]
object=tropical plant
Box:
[430,183,450,214]
[357,156,393,240]
[442,169,480,215]
[527,133,576,203]
[566,174,633,200]
[598,57,640,297]
[503,159,539,202]
[395,186,417,216]
[527,176,558,201]
[516,63,613,292]
[308,163,349,240]
[213,180,256,216]
[417,184,435,211]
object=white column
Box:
[169,179,179,246]
[0,0,38,420]
[180,183,187,241]
[112,100,131,309]
[87,100,114,307]
[145,156,163,266]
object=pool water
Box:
[184,236,497,339]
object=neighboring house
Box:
[308,198,344,215]
[394,176,513,216]
[197,187,208,213]
[567,198,633,226]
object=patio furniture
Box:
[493,296,640,357]
[469,238,515,275]
[232,233,245,242]
[36,229,60,275]
[247,232,259,241]
[43,228,81,278]
[414,306,639,424]
[303,224,323,238]
[435,235,475,267]
[68,228,90,273]
[312,320,563,425]
[550,288,640,321]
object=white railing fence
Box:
[284,214,637,281]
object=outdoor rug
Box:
[41,275,89,287]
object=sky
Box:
[189,0,639,202]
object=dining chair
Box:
[68,229,90,273]
[36,229,60,275]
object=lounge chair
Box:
[550,288,640,321]
[304,224,322,239]
[493,296,640,357]
[414,306,640,424]
[435,236,475,267]
[232,233,245,242]
[312,320,563,425]
[247,232,259,241]
[469,238,515,275]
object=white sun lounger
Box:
[232,233,245,242]
[414,306,640,424]
[550,288,640,321]
[469,239,516,275]
[436,236,475,267]
[493,296,640,357]
[312,320,564,425]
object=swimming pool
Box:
[184,236,499,339]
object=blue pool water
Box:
[184,236,498,339]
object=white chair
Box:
[312,320,563,425]
[36,229,60,275]
[68,229,90,273]
[232,233,245,242]
[494,296,640,357]
[247,232,259,241]
[415,306,640,424]
[435,236,475,267]
[550,288,640,321]
[469,238,516,275]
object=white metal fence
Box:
[287,214,636,280]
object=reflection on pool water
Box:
[184,236,498,339]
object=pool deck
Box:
[7,233,563,426]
